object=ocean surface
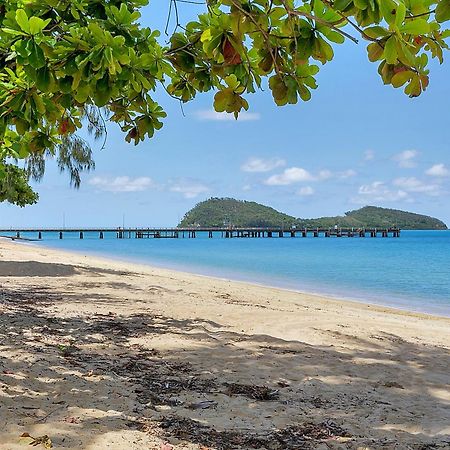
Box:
[6,230,450,316]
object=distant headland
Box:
[179,198,448,230]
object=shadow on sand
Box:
[0,266,449,449]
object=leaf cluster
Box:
[0,0,449,205]
[0,163,38,206]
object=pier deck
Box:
[0,227,401,240]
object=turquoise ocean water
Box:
[7,230,450,316]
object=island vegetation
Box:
[179,198,448,230]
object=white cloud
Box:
[264,166,336,186]
[265,167,315,186]
[393,177,441,195]
[194,109,261,122]
[89,176,154,193]
[241,157,286,173]
[339,169,357,179]
[169,178,210,199]
[354,181,409,203]
[297,186,314,196]
[318,169,332,180]
[364,150,375,161]
[242,184,252,191]
[393,150,419,168]
[425,163,449,178]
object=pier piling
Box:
[3,226,401,241]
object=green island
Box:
[179,198,448,230]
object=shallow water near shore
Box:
[7,229,450,316]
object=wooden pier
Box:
[0,227,401,240]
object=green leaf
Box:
[367,42,384,62]
[15,118,29,135]
[32,92,46,114]
[313,37,334,63]
[74,83,91,103]
[28,41,46,69]
[364,26,389,39]
[379,0,397,25]
[436,0,450,23]
[405,74,422,97]
[395,40,416,66]
[1,27,27,36]
[71,70,82,90]
[354,0,369,10]
[298,84,311,101]
[29,17,50,35]
[333,0,353,11]
[94,75,110,106]
[58,76,73,94]
[269,75,288,106]
[15,9,30,33]
[36,66,51,91]
[88,23,107,43]
[395,3,406,28]
[325,30,345,44]
[384,37,397,64]
[214,90,231,112]
[224,74,240,91]
[391,70,413,87]
[400,19,431,35]
[14,39,31,58]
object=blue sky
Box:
[1,4,449,227]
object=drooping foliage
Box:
[0,163,38,206]
[1,0,449,205]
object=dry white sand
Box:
[0,238,449,449]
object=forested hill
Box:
[179,198,295,228]
[179,199,448,230]
[298,206,447,230]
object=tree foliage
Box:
[180,198,448,229]
[0,163,38,206]
[0,0,449,205]
[298,205,448,229]
[180,197,297,227]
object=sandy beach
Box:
[0,238,449,449]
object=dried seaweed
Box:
[67,345,218,408]
[87,319,147,338]
[136,374,218,406]
[224,382,279,401]
[156,416,351,450]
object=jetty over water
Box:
[0,227,400,240]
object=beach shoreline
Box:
[11,236,450,319]
[1,238,449,449]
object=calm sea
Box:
[7,230,450,316]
